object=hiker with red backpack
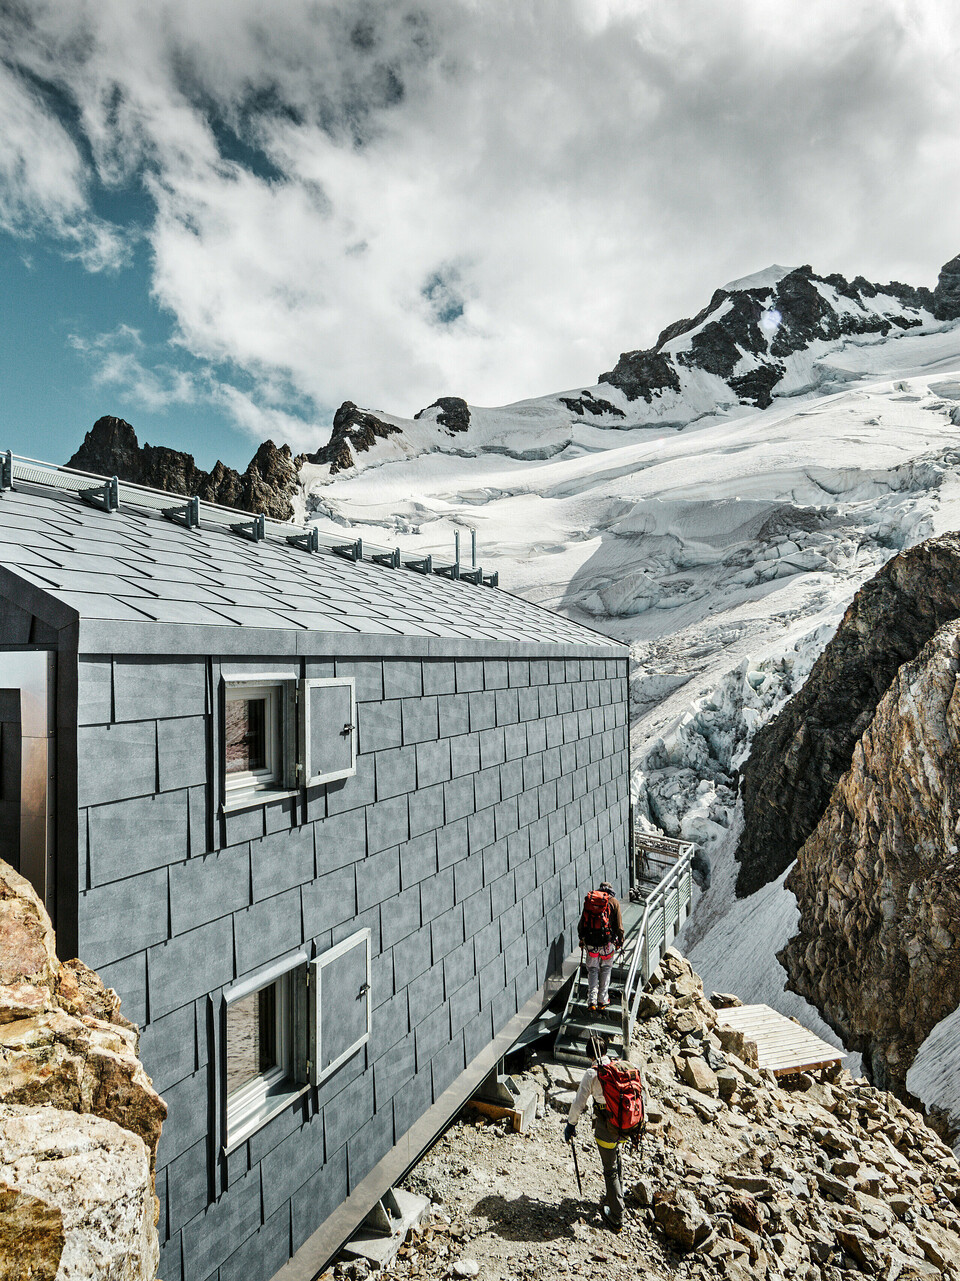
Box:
[578,881,624,1012]
[562,1034,645,1231]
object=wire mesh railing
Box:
[621,833,695,1049]
[1,450,499,589]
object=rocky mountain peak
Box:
[414,396,471,434]
[67,416,300,521]
[599,255,955,412]
[301,400,401,474]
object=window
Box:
[224,682,282,797]
[224,955,308,1150]
[221,676,356,807]
[221,936,372,1148]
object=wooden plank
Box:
[716,1003,842,1075]
[466,1099,527,1133]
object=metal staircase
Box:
[553,832,695,1066]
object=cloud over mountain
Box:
[3,1,960,448]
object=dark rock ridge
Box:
[67,416,299,521]
[599,348,681,403]
[558,390,626,419]
[935,253,960,321]
[301,401,401,474]
[779,618,960,1103]
[599,254,960,410]
[414,396,471,433]
[735,533,960,897]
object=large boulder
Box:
[0,1105,158,1280]
[0,860,164,1278]
[653,1187,712,1249]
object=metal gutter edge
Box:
[77,619,629,661]
[270,947,581,1281]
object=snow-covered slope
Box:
[301,256,958,480]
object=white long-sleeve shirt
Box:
[567,1063,607,1125]
[567,1056,646,1126]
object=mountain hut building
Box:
[0,457,631,1281]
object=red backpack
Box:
[581,890,613,948]
[597,1059,645,1134]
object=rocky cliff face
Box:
[0,860,165,1279]
[67,416,300,520]
[735,533,960,897]
[779,619,960,1106]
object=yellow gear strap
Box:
[595,1137,621,1149]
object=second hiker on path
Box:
[578,881,624,1012]
[563,1037,646,1232]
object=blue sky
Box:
[2,1,960,472]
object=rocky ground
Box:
[329,950,960,1281]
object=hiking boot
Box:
[588,1003,598,1013]
[601,1204,622,1233]
[599,998,611,1010]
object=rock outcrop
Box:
[779,619,960,1103]
[414,397,472,434]
[735,533,960,897]
[0,860,164,1278]
[67,416,300,520]
[301,400,401,473]
[934,253,960,320]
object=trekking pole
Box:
[569,1134,583,1197]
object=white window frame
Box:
[223,952,308,1152]
[300,677,357,787]
[224,680,282,797]
[309,928,372,1086]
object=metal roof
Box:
[0,455,614,649]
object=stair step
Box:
[557,1018,624,1041]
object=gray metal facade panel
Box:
[73,649,631,1281]
[0,484,620,650]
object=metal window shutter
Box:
[309,928,371,1086]
[300,678,356,787]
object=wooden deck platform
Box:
[716,1004,844,1077]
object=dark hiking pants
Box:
[592,1111,623,1226]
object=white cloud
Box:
[69,325,202,410]
[0,58,129,269]
[4,0,960,440]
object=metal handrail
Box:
[621,836,695,1050]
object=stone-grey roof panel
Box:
[0,480,617,648]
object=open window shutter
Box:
[300,678,356,787]
[309,929,371,1086]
